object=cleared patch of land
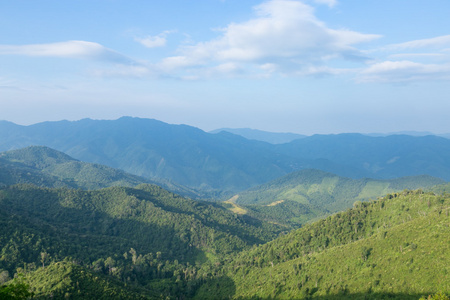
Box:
[224,195,247,214]
[266,199,285,206]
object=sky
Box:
[1,0,450,135]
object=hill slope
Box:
[0,146,208,198]
[0,146,153,190]
[236,169,444,227]
[0,184,284,274]
[195,190,450,299]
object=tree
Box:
[0,275,33,299]
[40,252,48,269]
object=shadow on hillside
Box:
[0,185,203,270]
[232,291,434,300]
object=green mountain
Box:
[0,146,152,190]
[194,190,450,299]
[235,169,445,227]
[0,184,283,270]
[1,184,448,298]
[0,146,205,198]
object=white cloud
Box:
[134,31,174,48]
[312,0,337,8]
[358,60,450,83]
[359,34,450,83]
[158,0,380,78]
[0,40,134,64]
[383,35,450,51]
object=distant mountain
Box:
[275,133,450,180]
[210,128,306,144]
[235,169,445,227]
[365,131,435,137]
[2,118,450,193]
[0,117,300,192]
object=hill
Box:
[0,146,205,198]
[0,184,284,275]
[0,146,154,190]
[194,189,450,299]
[1,184,448,298]
[235,169,445,227]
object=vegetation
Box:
[1,184,448,298]
[0,142,449,298]
[194,190,450,299]
[235,169,444,227]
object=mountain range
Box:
[209,128,306,144]
[0,119,448,299]
[2,117,450,195]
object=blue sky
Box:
[1,0,450,134]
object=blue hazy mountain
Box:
[210,128,306,144]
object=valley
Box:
[0,118,448,299]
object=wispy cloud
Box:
[0,40,135,64]
[358,60,450,83]
[157,0,379,79]
[134,30,175,48]
[382,35,450,51]
[358,34,450,83]
[0,77,22,90]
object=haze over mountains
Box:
[1,117,450,195]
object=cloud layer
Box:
[158,0,380,78]
[0,40,134,64]
[1,0,449,84]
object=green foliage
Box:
[0,183,286,298]
[194,190,450,299]
[420,292,450,300]
[0,146,154,190]
[0,275,33,299]
[236,169,444,227]
[22,261,151,299]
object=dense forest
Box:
[1,186,448,299]
[0,144,449,299]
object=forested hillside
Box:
[0,146,203,198]
[0,146,153,190]
[0,183,287,298]
[0,185,448,298]
[195,190,450,299]
[235,169,444,227]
